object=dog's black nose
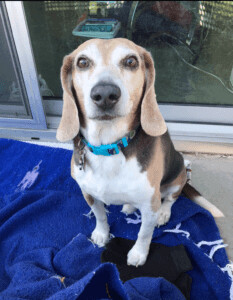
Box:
[90,83,121,109]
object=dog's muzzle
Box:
[90,82,121,110]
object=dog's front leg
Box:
[83,192,110,247]
[127,206,157,267]
[91,199,110,247]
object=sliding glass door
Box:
[0,1,232,143]
[22,1,233,126]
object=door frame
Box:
[0,1,47,130]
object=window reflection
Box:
[23,1,233,105]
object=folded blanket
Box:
[0,138,232,299]
[101,237,193,299]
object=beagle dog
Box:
[56,38,224,267]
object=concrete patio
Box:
[184,153,233,261]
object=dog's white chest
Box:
[74,152,154,207]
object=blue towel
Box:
[0,138,232,299]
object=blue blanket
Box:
[0,138,232,299]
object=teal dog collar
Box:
[81,127,140,156]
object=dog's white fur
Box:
[74,151,158,266]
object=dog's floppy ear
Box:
[140,48,167,137]
[56,54,79,142]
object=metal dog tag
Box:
[77,138,86,171]
[78,150,85,171]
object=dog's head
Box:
[56,38,167,142]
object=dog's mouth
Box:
[90,114,120,121]
[89,111,123,121]
[95,115,116,121]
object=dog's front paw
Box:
[91,228,109,247]
[127,246,148,267]
[156,206,171,227]
[121,204,137,215]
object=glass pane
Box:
[0,3,32,118]
[23,1,233,105]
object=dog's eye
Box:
[77,57,89,69]
[123,56,138,69]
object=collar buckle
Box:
[90,144,119,156]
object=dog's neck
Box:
[79,114,141,146]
